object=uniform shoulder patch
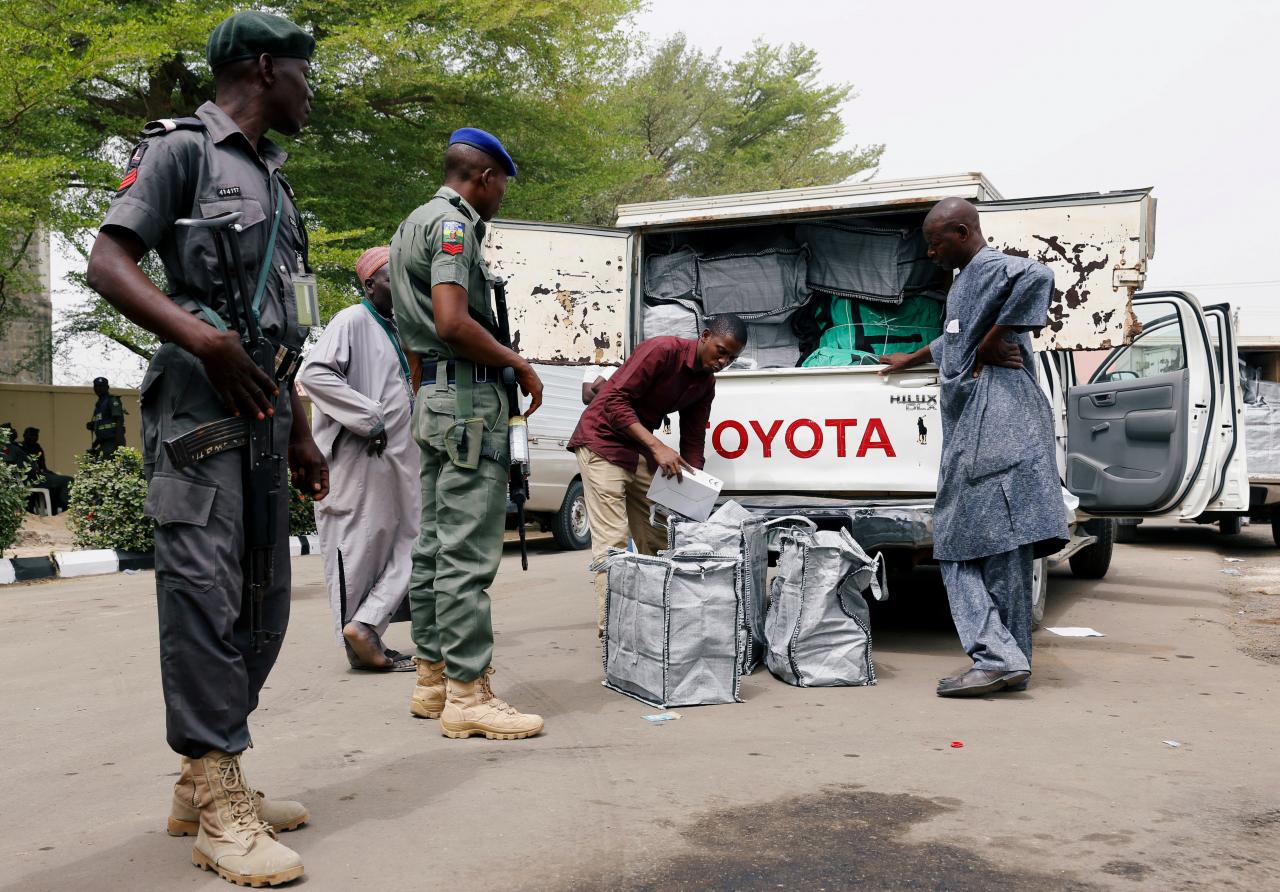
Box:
[117,142,147,193]
[441,219,465,256]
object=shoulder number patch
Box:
[441,220,465,256]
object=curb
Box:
[0,534,319,585]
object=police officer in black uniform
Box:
[86,376,127,457]
[86,11,327,887]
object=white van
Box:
[518,363,593,551]
[484,174,1246,618]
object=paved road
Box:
[2,522,1276,891]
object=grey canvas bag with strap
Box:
[765,528,889,687]
[595,546,744,708]
[661,501,813,675]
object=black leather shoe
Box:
[936,668,1030,697]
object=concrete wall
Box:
[0,234,53,385]
[0,383,141,475]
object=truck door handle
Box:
[1091,422,1110,437]
[1091,393,1116,407]
[885,376,938,389]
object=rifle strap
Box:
[251,186,286,321]
[189,184,284,331]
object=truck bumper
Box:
[726,494,935,551]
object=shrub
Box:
[67,447,154,552]
[289,481,317,536]
[0,429,27,556]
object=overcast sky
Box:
[54,0,1280,384]
[633,0,1279,313]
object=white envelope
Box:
[647,466,724,522]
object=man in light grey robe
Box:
[881,198,1069,697]
[299,246,420,671]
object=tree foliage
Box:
[1,3,881,366]
[0,429,28,556]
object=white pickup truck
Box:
[484,173,1248,619]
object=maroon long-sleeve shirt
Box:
[567,336,715,473]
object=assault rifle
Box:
[167,211,300,652]
[492,278,531,571]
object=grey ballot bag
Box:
[661,502,814,675]
[595,547,744,708]
[765,528,889,687]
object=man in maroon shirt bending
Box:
[569,314,747,634]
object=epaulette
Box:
[447,195,476,223]
[141,116,206,138]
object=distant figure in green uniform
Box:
[390,127,546,741]
[86,377,126,458]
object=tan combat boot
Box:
[189,750,305,887]
[169,756,309,837]
[409,657,447,719]
[439,667,544,740]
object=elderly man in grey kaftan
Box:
[881,199,1069,697]
[300,246,420,672]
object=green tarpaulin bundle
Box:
[801,294,943,368]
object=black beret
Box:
[206,11,315,71]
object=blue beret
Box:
[449,128,517,178]
[207,11,315,71]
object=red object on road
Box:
[950,741,964,748]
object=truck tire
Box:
[1031,557,1048,628]
[550,478,591,551]
[1115,519,1138,543]
[1273,513,1280,548]
[1219,514,1242,536]
[1070,518,1115,580]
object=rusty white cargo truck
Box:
[485,173,1247,620]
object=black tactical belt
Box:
[420,360,500,386]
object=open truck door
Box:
[483,220,632,366]
[1202,303,1250,516]
[482,220,633,550]
[1066,291,1242,518]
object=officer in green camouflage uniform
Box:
[389,128,545,740]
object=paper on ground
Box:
[642,712,681,723]
[1046,627,1105,637]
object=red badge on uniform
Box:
[117,142,146,193]
[441,220,465,256]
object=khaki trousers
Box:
[575,447,667,630]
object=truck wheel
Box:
[1219,515,1242,536]
[1070,518,1115,580]
[550,478,591,551]
[1031,557,1048,628]
[1115,519,1139,543]
[1272,513,1280,548]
